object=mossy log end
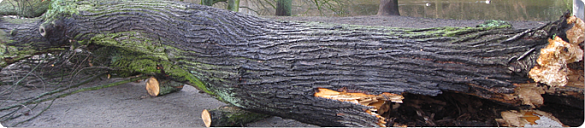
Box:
[0,0,583,126]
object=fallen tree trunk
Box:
[0,0,583,126]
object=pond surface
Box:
[181,0,572,21]
[395,0,572,21]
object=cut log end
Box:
[145,76,184,97]
[146,76,160,96]
[200,105,271,127]
[202,109,212,127]
[314,88,404,127]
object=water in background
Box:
[397,0,572,21]
[178,0,572,21]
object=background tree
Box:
[200,0,240,12]
[0,0,50,17]
[275,0,292,16]
[235,0,351,16]
[575,0,584,19]
[377,0,400,16]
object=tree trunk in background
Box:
[275,0,292,16]
[200,0,238,12]
[227,0,240,12]
[377,0,400,16]
[0,0,583,127]
[0,0,51,17]
[575,0,584,20]
[200,0,217,6]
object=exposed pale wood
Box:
[201,109,212,127]
[146,76,160,96]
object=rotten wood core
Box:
[528,36,582,87]
[380,91,582,127]
[528,15,584,88]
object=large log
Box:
[0,0,583,126]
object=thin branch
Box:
[31,75,149,104]
[10,99,56,127]
[0,74,149,126]
[0,73,106,111]
[239,6,260,15]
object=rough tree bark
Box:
[0,0,582,127]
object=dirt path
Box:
[0,15,547,127]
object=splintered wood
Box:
[566,15,584,45]
[314,88,404,107]
[314,88,404,127]
[528,37,583,87]
[513,83,545,108]
[529,16,584,87]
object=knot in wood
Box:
[39,20,69,46]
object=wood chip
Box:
[514,83,545,108]
[497,110,565,127]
